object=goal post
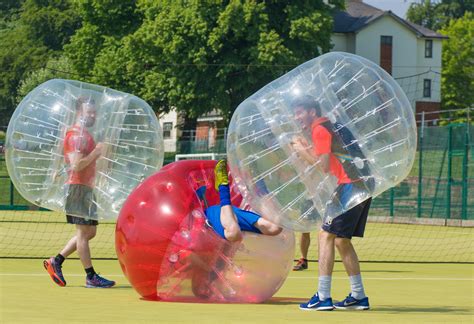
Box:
[175,153,227,161]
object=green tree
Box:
[406,0,473,31]
[0,0,80,125]
[0,25,49,124]
[406,0,441,30]
[69,0,343,123]
[64,0,142,79]
[20,0,81,51]
[16,56,74,101]
[0,0,24,29]
[439,12,474,121]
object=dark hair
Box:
[75,97,95,112]
[291,95,321,116]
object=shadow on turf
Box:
[67,284,132,289]
[264,297,309,305]
[355,270,412,273]
[139,296,308,305]
[374,306,472,314]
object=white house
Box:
[331,0,447,122]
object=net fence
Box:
[0,123,472,262]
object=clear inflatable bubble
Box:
[6,79,164,220]
[116,160,294,303]
[227,52,417,231]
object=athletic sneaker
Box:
[334,293,370,310]
[43,257,66,287]
[293,258,308,271]
[85,274,116,288]
[299,293,334,311]
[214,159,229,190]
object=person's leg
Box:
[332,199,371,310]
[318,230,336,300]
[335,238,360,276]
[59,235,77,258]
[220,205,243,242]
[75,224,96,270]
[75,224,115,288]
[253,217,282,236]
[294,233,310,270]
[300,229,335,311]
[214,159,242,242]
[335,238,366,300]
[43,217,80,287]
[300,232,310,259]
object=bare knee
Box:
[224,225,243,242]
[265,224,283,236]
[319,230,336,242]
[77,225,97,241]
[335,237,352,252]
[88,228,97,240]
[256,218,283,236]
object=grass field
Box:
[0,259,472,323]
[1,211,473,323]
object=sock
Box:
[85,267,96,279]
[318,275,332,301]
[349,274,366,300]
[218,184,231,207]
[55,254,65,265]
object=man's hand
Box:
[291,136,310,154]
[291,135,318,164]
[92,142,104,158]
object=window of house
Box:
[425,39,433,58]
[423,79,431,98]
[381,35,393,45]
[163,122,173,139]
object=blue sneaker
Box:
[299,293,334,311]
[85,274,116,288]
[334,293,370,310]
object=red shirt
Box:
[311,118,351,185]
[64,126,96,188]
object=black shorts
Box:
[321,198,371,239]
[65,184,98,226]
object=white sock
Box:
[318,276,332,301]
[349,274,366,300]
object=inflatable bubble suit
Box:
[227,52,417,231]
[5,79,164,220]
[116,160,294,303]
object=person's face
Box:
[80,104,97,127]
[294,106,317,131]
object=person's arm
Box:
[291,135,330,172]
[68,143,103,172]
[317,154,330,173]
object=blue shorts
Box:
[204,205,262,240]
[322,197,372,239]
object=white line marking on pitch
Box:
[287,276,474,281]
[0,274,473,281]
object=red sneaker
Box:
[43,257,66,287]
[293,258,308,271]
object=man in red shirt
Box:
[291,95,371,311]
[43,97,115,288]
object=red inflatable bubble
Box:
[115,160,294,303]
